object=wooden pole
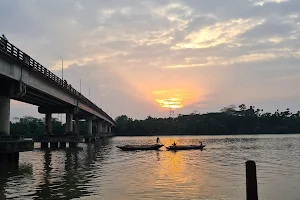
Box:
[246,160,258,200]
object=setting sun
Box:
[155,97,183,109]
[152,89,201,110]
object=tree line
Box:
[10,117,95,138]
[8,104,300,137]
[115,104,300,136]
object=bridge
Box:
[0,36,115,162]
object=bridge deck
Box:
[0,36,115,125]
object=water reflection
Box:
[156,151,160,161]
[32,140,110,200]
[1,135,300,200]
[0,139,112,200]
[0,163,32,200]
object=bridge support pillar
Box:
[66,113,73,133]
[0,153,19,165]
[41,142,48,149]
[0,96,10,135]
[69,142,78,148]
[45,113,52,135]
[97,120,103,134]
[87,118,92,135]
[74,117,79,135]
[104,124,108,134]
[102,124,105,134]
[60,142,66,148]
[50,142,58,149]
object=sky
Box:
[1,0,300,120]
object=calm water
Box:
[1,135,300,200]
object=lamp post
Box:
[59,57,63,123]
[80,79,81,94]
[60,57,63,81]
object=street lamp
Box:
[80,79,81,94]
[60,57,63,81]
[89,88,91,100]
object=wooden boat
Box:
[166,144,206,151]
[117,144,164,151]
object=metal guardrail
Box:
[0,37,115,125]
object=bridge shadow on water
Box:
[34,139,111,200]
[0,139,112,200]
[0,162,33,200]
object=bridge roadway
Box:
[0,36,115,141]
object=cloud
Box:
[172,18,264,49]
[2,0,300,120]
[163,51,296,69]
[252,0,290,6]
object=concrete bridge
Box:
[0,36,115,160]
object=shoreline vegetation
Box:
[115,104,300,136]
[9,104,300,137]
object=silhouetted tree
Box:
[114,104,300,135]
[10,104,300,137]
[10,116,63,138]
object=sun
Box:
[155,97,183,109]
[152,89,199,110]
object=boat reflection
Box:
[156,151,160,161]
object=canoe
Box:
[117,144,164,151]
[166,145,206,151]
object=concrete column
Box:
[69,142,78,148]
[45,113,52,135]
[66,113,73,133]
[41,142,48,149]
[103,124,108,133]
[74,117,79,135]
[97,120,102,134]
[50,142,58,149]
[0,96,10,135]
[108,126,112,133]
[87,118,92,135]
[4,153,19,164]
[60,142,66,148]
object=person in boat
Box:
[156,137,160,144]
[199,141,203,146]
[172,141,177,146]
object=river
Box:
[0,134,300,200]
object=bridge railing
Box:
[0,36,115,125]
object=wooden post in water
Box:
[246,160,258,200]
